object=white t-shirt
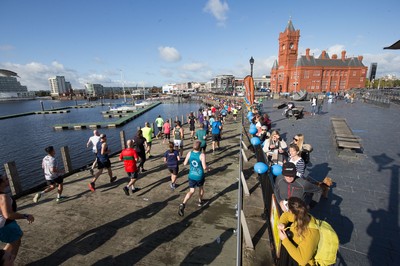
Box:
[89,136,101,153]
[42,155,59,180]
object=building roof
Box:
[0,69,19,77]
[285,19,295,32]
[271,60,278,70]
[295,55,365,68]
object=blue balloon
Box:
[249,127,257,135]
[249,123,256,129]
[247,111,253,118]
[254,162,269,174]
[271,164,283,176]
[251,137,261,146]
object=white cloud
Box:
[182,63,207,72]
[204,0,229,26]
[158,46,181,62]
[363,53,400,78]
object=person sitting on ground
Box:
[262,130,287,164]
[277,197,320,266]
[283,102,295,117]
[261,113,272,131]
[274,162,322,212]
[287,144,306,179]
[291,134,304,152]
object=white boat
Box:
[109,104,136,112]
[134,100,152,107]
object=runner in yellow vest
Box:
[141,122,154,158]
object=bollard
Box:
[60,146,73,173]
[120,130,126,149]
[151,123,156,137]
[181,115,184,124]
[4,161,22,196]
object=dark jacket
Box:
[274,175,322,204]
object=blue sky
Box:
[1,0,399,91]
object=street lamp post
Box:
[249,56,254,77]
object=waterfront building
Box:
[85,83,104,97]
[368,63,378,81]
[162,83,176,94]
[48,76,67,96]
[214,74,235,90]
[0,69,35,101]
[270,20,368,94]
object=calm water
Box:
[0,100,201,190]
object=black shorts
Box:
[157,127,162,132]
[46,176,64,186]
[212,134,221,141]
[164,133,170,139]
[190,126,195,131]
[127,172,139,179]
[168,167,179,175]
[98,159,111,169]
[188,179,205,188]
[147,142,152,148]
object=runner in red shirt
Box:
[119,140,140,196]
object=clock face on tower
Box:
[290,43,294,49]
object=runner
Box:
[86,130,100,175]
[119,140,140,196]
[134,129,148,173]
[164,142,180,190]
[141,122,154,158]
[173,121,184,157]
[155,115,164,139]
[33,146,65,203]
[195,122,207,153]
[178,141,209,217]
[162,119,171,144]
[211,116,223,154]
[187,112,196,140]
[88,134,117,192]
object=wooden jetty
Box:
[53,102,161,130]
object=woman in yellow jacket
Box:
[278,197,320,266]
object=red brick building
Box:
[270,20,368,94]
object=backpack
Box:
[309,218,339,266]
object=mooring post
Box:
[120,130,126,149]
[4,161,22,196]
[60,146,72,173]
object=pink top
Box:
[163,122,171,134]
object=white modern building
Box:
[48,76,67,96]
[0,69,35,101]
[162,84,175,94]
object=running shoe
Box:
[110,176,117,183]
[56,196,66,203]
[178,203,185,217]
[141,169,147,173]
[123,186,130,196]
[33,193,41,203]
[198,199,206,207]
[170,183,175,190]
[88,182,96,192]
[131,187,141,193]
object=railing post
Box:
[60,146,73,173]
[4,161,23,195]
[120,130,126,150]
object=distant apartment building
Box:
[214,75,235,89]
[368,63,378,81]
[0,69,35,100]
[85,83,104,97]
[48,76,67,96]
[270,20,367,93]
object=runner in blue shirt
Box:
[211,116,223,154]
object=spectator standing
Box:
[317,96,324,114]
[310,97,317,116]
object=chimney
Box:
[321,50,326,59]
[306,48,310,59]
[332,54,337,59]
[358,55,363,62]
[341,50,346,61]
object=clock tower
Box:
[278,19,300,70]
